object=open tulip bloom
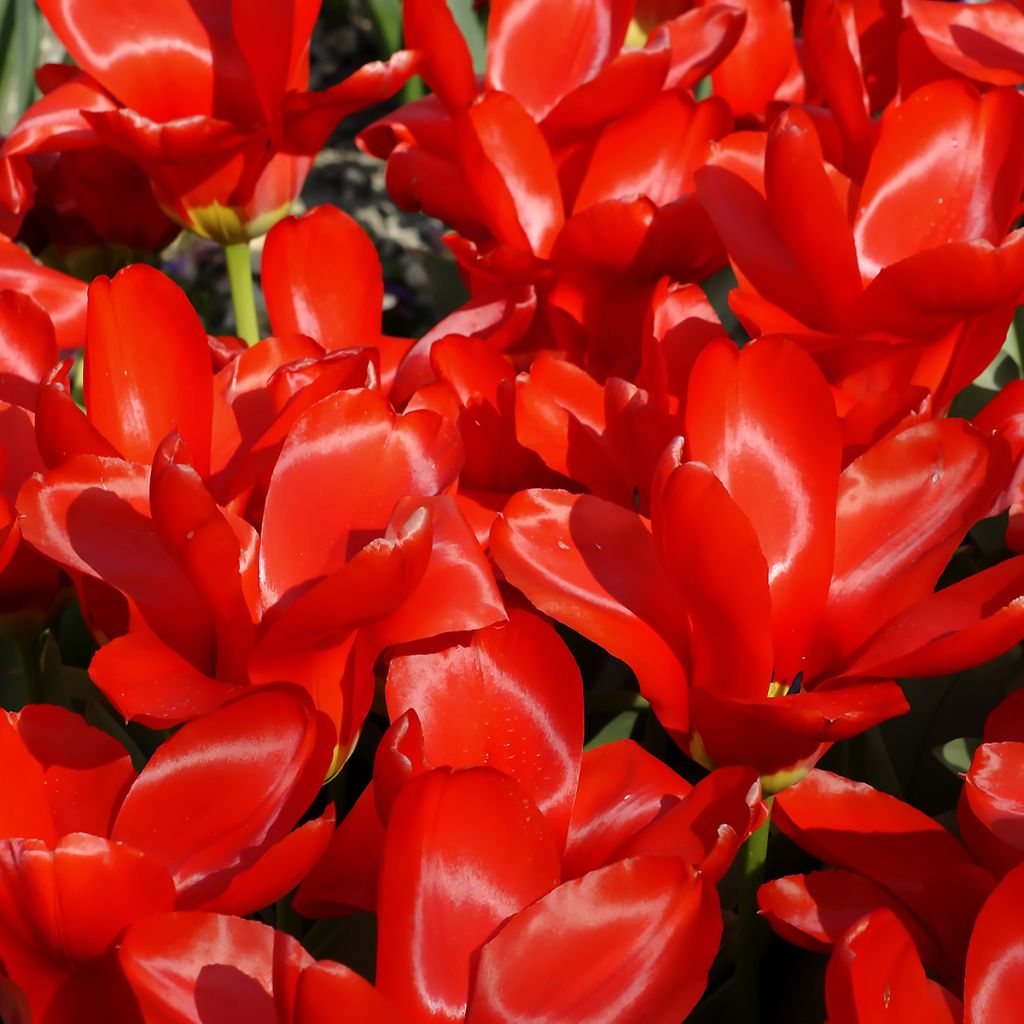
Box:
[1,0,1024,1021]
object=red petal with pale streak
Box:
[492,490,689,734]
[293,783,385,917]
[296,961,409,1024]
[856,231,1024,338]
[0,834,174,1019]
[540,48,669,143]
[958,742,1024,877]
[36,0,230,122]
[0,713,57,843]
[651,5,749,90]
[111,687,332,906]
[231,0,320,122]
[776,770,994,979]
[841,555,1024,680]
[764,109,863,319]
[387,609,583,849]
[467,857,721,1024]
[854,81,1024,279]
[119,912,312,1023]
[196,808,336,916]
[654,459,772,700]
[373,712,430,825]
[711,0,801,118]
[280,52,421,155]
[370,495,506,650]
[0,293,57,410]
[685,337,840,679]
[403,0,476,108]
[392,286,536,405]
[486,0,633,120]
[35,362,120,469]
[825,911,960,1024]
[514,353,632,505]
[216,334,322,437]
[258,390,461,612]
[457,92,565,258]
[615,767,762,882]
[0,237,86,349]
[88,624,243,728]
[12,704,135,839]
[801,0,873,179]
[263,206,382,353]
[85,267,213,475]
[815,419,1008,673]
[965,862,1024,1023]
[696,143,831,331]
[573,93,728,213]
[563,740,691,880]
[907,0,1024,87]
[376,768,561,1024]
[759,870,946,969]
[688,681,907,779]
[17,457,216,668]
[249,505,433,741]
[150,436,257,682]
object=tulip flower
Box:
[30,1,416,245]
[14,259,504,761]
[0,69,179,268]
[696,82,1024,429]
[818,864,1024,1022]
[492,338,1024,784]
[358,0,744,380]
[760,770,996,986]
[0,689,335,1022]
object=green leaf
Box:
[447,0,487,74]
[0,0,42,133]
[584,709,639,750]
[932,736,980,776]
[364,0,402,55]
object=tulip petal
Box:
[388,609,583,849]
[825,911,960,1024]
[486,0,633,120]
[456,92,565,258]
[262,206,383,352]
[685,337,841,679]
[258,389,461,612]
[111,687,332,906]
[492,490,689,734]
[468,856,721,1024]
[965,862,1024,1023]
[85,266,214,476]
[854,80,1024,278]
[119,911,313,1023]
[815,420,1008,671]
[376,767,561,1023]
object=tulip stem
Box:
[735,795,774,1024]
[224,240,260,346]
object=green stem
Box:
[1014,306,1024,375]
[735,795,774,1024]
[224,240,259,346]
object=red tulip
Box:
[28,1,417,241]
[696,82,1024,424]
[763,769,996,985]
[493,337,1024,781]
[0,689,335,1022]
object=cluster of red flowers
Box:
[0,0,1022,1020]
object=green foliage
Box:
[0,0,41,133]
